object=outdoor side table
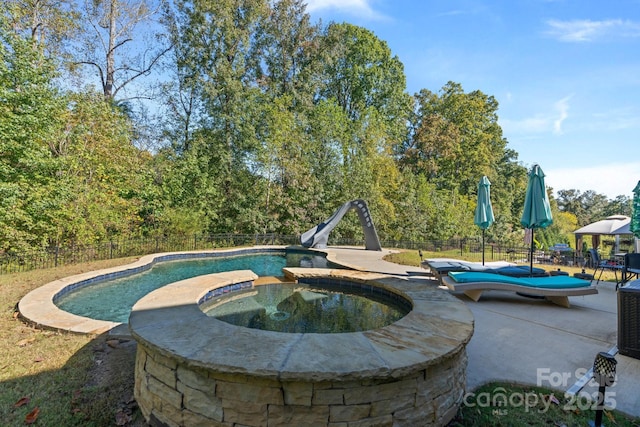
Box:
[618,280,640,360]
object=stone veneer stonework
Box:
[129,268,474,427]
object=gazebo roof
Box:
[573,215,631,236]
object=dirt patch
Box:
[82,337,146,426]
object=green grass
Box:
[0,257,145,426]
[449,382,639,426]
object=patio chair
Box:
[588,248,623,286]
[622,253,640,287]
[442,271,598,308]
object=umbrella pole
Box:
[482,229,485,265]
[530,228,534,275]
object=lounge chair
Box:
[442,271,598,308]
[423,258,548,283]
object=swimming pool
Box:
[55,250,331,323]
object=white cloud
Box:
[589,107,640,132]
[304,0,386,20]
[545,163,640,199]
[500,95,572,136]
[501,116,549,134]
[545,19,640,42]
[553,96,571,135]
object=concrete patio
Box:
[321,246,640,419]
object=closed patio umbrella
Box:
[632,181,640,252]
[632,181,640,239]
[520,164,553,274]
[474,176,495,265]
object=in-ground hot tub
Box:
[129,268,474,427]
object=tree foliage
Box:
[1,0,78,58]
[0,1,628,254]
[0,26,64,252]
[402,82,507,194]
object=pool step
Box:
[254,276,294,285]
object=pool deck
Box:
[16,245,640,418]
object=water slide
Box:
[300,199,382,251]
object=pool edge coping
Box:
[17,246,291,335]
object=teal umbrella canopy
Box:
[521,164,553,274]
[521,164,553,230]
[631,180,640,239]
[475,176,495,265]
[474,176,495,230]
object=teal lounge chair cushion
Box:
[448,271,590,289]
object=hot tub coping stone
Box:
[129,268,474,382]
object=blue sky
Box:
[304,0,640,200]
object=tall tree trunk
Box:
[104,0,117,98]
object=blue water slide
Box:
[300,199,382,251]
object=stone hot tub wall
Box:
[129,269,474,427]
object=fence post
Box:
[110,240,113,259]
[54,244,59,268]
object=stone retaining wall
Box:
[135,343,467,427]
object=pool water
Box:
[56,252,328,323]
[203,282,410,333]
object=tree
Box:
[605,195,631,218]
[52,91,150,244]
[404,82,507,195]
[1,0,78,58]
[300,23,411,238]
[490,148,528,244]
[556,189,613,226]
[0,25,65,251]
[253,95,318,233]
[557,189,589,225]
[399,112,461,181]
[164,0,270,233]
[255,0,320,107]
[75,0,171,100]
[317,23,411,144]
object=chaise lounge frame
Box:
[441,272,598,308]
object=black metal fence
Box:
[0,234,583,275]
[0,234,300,275]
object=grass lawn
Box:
[449,382,640,426]
[0,257,145,426]
[1,250,637,426]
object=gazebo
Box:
[573,215,631,257]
